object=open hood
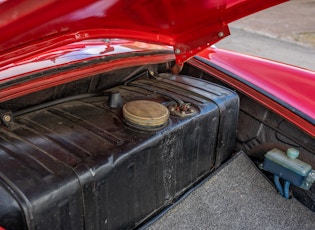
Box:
[0,0,286,66]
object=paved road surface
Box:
[216,28,315,71]
[216,0,315,71]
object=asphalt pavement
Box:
[216,0,315,71]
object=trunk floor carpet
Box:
[146,152,315,229]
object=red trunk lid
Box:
[0,0,286,66]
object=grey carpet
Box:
[147,152,315,230]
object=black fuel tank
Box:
[0,74,239,230]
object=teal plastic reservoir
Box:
[265,148,312,176]
[263,148,313,187]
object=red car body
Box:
[0,0,314,229]
[0,0,313,136]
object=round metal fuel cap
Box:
[123,100,169,130]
